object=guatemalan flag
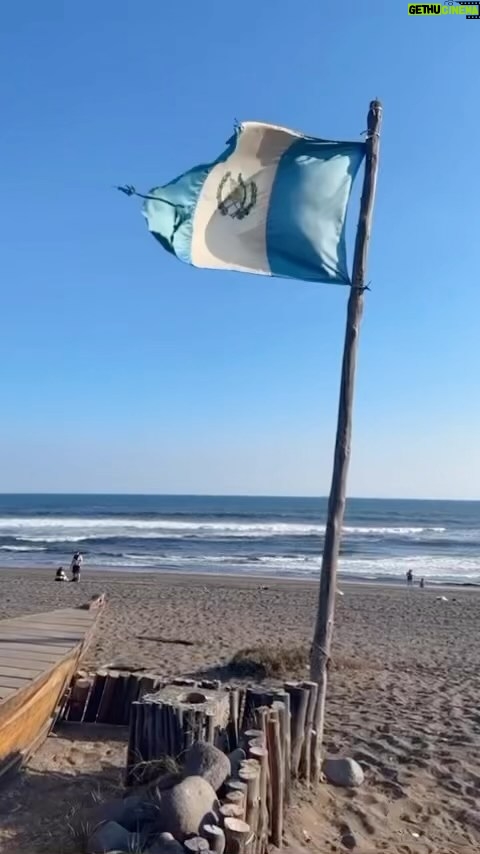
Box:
[138,122,365,285]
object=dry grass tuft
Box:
[228,645,369,680]
[229,644,309,679]
[128,754,182,789]
[66,804,92,854]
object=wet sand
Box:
[0,567,479,853]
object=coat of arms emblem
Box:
[216,172,257,220]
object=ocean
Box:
[0,494,479,584]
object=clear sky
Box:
[1,2,478,499]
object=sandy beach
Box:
[0,567,479,853]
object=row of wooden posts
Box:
[63,672,320,783]
[125,679,323,852]
[127,680,320,783]
[61,669,164,725]
[215,718,285,853]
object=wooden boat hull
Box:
[0,596,104,779]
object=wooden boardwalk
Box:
[0,601,104,779]
[0,607,99,703]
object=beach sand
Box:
[0,568,479,853]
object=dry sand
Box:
[0,567,480,853]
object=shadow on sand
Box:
[0,725,127,854]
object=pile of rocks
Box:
[81,747,364,854]
[82,742,246,854]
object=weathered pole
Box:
[310,100,383,771]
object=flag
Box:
[140,122,365,285]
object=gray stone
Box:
[323,757,364,788]
[154,771,182,791]
[184,836,210,853]
[341,832,357,850]
[87,820,139,853]
[83,794,158,833]
[148,835,185,854]
[183,741,231,792]
[153,775,219,840]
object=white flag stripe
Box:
[191,123,296,273]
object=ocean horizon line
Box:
[0,492,479,504]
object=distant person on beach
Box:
[420,577,425,589]
[406,569,413,585]
[55,567,68,582]
[70,552,83,582]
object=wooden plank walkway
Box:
[0,607,99,703]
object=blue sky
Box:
[0,2,478,498]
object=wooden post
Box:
[299,681,318,785]
[228,688,240,750]
[243,689,270,731]
[206,710,216,745]
[96,670,119,724]
[224,818,253,854]
[249,746,268,854]
[126,701,138,786]
[83,669,107,722]
[67,676,92,722]
[271,696,290,804]
[175,705,184,755]
[130,701,145,785]
[310,100,383,769]
[242,729,265,752]
[183,708,196,749]
[112,672,131,725]
[225,790,246,811]
[238,763,260,842]
[266,708,284,847]
[254,707,272,834]
[220,804,245,823]
[284,683,309,779]
[226,779,248,797]
[202,824,226,854]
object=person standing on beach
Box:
[70,551,83,582]
[406,569,413,585]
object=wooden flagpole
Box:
[310,100,383,772]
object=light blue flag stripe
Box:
[142,123,365,285]
[267,139,365,283]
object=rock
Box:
[82,795,157,833]
[184,836,210,853]
[87,820,139,853]
[148,834,185,854]
[153,771,183,791]
[323,757,364,788]
[153,775,219,840]
[341,832,357,850]
[183,741,231,792]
